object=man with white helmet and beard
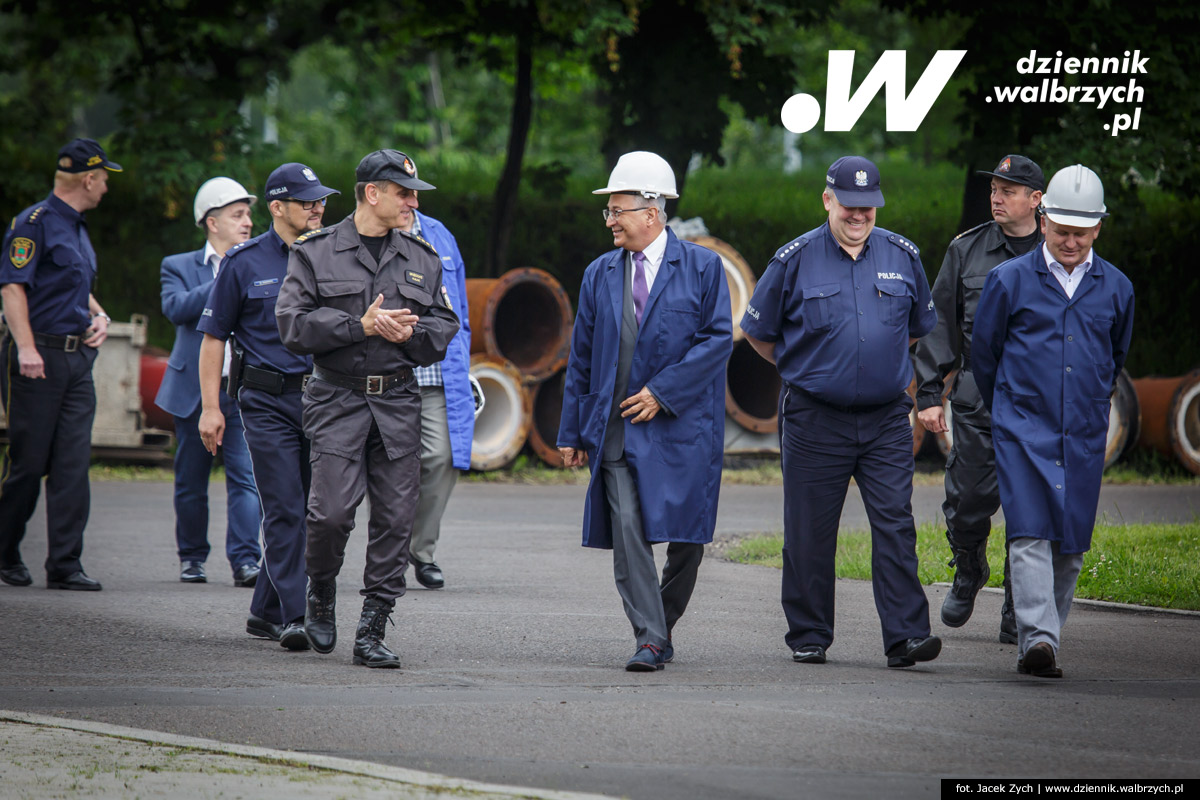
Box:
[156,177,262,587]
[973,164,1134,679]
[557,151,731,671]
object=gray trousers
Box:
[601,461,704,649]
[411,386,458,564]
[306,419,418,605]
[1009,537,1084,658]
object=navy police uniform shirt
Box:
[741,222,936,407]
[1,193,97,336]
[197,226,311,375]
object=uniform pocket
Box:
[1090,315,1115,364]
[801,283,841,332]
[396,281,434,313]
[317,279,366,315]
[657,309,700,359]
[961,274,988,331]
[874,280,911,326]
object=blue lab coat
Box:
[973,248,1134,553]
[557,230,732,549]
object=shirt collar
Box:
[203,240,220,267]
[46,192,84,224]
[632,227,668,267]
[1042,242,1093,275]
[266,224,290,253]
[409,212,422,238]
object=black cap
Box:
[355,150,436,190]
[264,163,340,202]
[57,138,122,173]
[977,155,1044,192]
[825,156,884,207]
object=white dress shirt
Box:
[629,227,668,292]
[1043,242,1093,299]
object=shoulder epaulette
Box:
[886,233,920,258]
[25,206,47,225]
[773,234,813,262]
[400,230,438,257]
[294,227,333,246]
[224,237,261,259]
[952,221,992,241]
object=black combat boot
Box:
[999,547,1017,644]
[353,597,400,668]
[940,532,990,627]
[305,579,337,654]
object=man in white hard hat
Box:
[973,164,1135,679]
[557,151,732,671]
[155,177,262,587]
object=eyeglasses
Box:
[602,206,653,221]
[287,198,328,211]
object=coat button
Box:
[1067,335,1074,341]
[1056,484,1063,490]
[1066,366,1072,373]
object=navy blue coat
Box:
[973,248,1134,553]
[155,248,214,418]
[557,230,732,549]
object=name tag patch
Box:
[405,270,425,287]
[253,278,279,287]
[877,272,903,280]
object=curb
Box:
[0,710,614,800]
[932,583,1200,617]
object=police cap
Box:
[57,138,123,173]
[264,162,340,203]
[355,150,436,191]
[825,156,884,208]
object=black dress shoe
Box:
[886,635,942,668]
[1017,642,1063,678]
[279,621,311,651]
[1,562,33,587]
[47,571,102,591]
[246,615,283,641]
[412,558,444,589]
[180,561,207,583]
[792,644,827,664]
[233,563,260,588]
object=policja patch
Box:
[9,237,34,268]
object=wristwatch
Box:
[93,312,111,323]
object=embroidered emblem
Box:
[854,170,868,187]
[402,157,415,176]
[997,157,1011,173]
[441,284,453,312]
[9,237,34,268]
[302,168,317,182]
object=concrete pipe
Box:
[527,369,566,467]
[466,268,573,383]
[725,338,781,434]
[687,235,756,342]
[904,379,927,457]
[1134,371,1200,474]
[1104,369,1140,469]
[469,355,532,471]
[723,412,780,455]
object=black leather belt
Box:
[312,366,413,395]
[241,364,309,394]
[33,332,85,352]
[787,383,904,415]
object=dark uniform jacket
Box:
[912,220,1041,413]
[276,213,460,460]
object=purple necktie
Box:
[632,251,649,326]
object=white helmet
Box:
[593,151,678,199]
[194,177,257,227]
[1041,164,1108,228]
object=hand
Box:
[199,408,226,455]
[620,386,661,423]
[916,405,947,434]
[83,315,109,348]
[17,345,45,379]
[559,446,588,468]
[374,308,419,344]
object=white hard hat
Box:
[593,151,678,199]
[1041,164,1108,228]
[469,374,486,419]
[194,177,257,227]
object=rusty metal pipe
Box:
[466,268,573,383]
[725,338,781,434]
[686,235,756,342]
[527,369,566,467]
[1134,371,1200,474]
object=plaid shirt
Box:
[410,214,444,387]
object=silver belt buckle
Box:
[64,335,80,353]
[366,375,384,395]
[302,374,311,390]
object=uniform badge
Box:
[405,269,426,287]
[402,157,415,176]
[997,157,1011,173]
[302,168,317,182]
[9,237,34,268]
[855,170,869,187]
[440,284,453,312]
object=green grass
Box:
[725,520,1200,611]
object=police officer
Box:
[277,149,459,669]
[1,138,119,591]
[197,163,338,650]
[913,155,1045,642]
[741,156,941,668]
[157,177,262,587]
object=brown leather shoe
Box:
[1017,642,1063,678]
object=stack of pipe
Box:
[466,268,573,470]
[1132,371,1200,474]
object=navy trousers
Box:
[171,390,261,569]
[780,388,931,654]
[239,387,310,626]
[0,340,97,579]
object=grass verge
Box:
[724,520,1200,611]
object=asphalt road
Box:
[1,480,1198,799]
